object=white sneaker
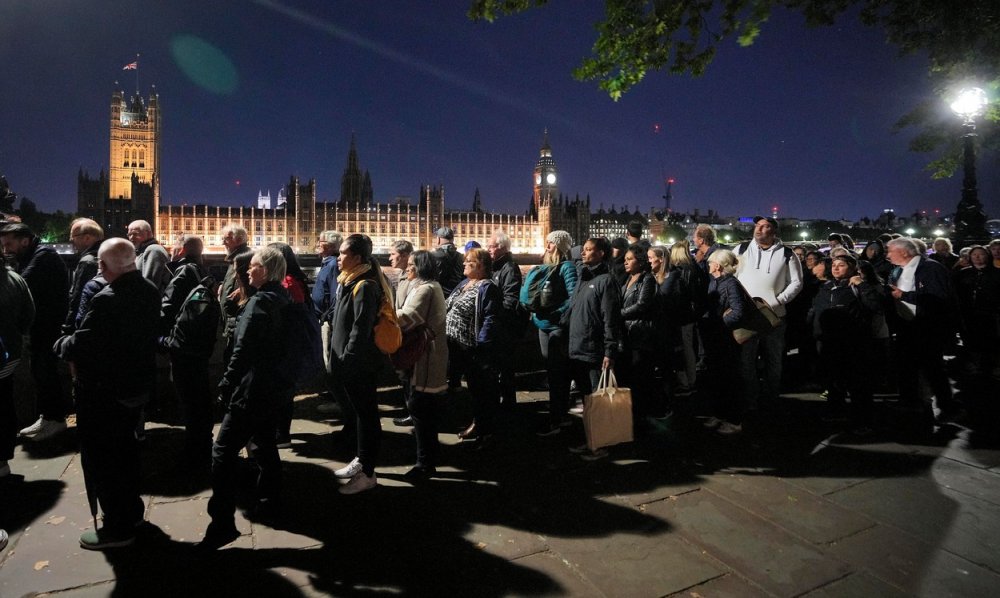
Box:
[717,422,742,435]
[20,417,67,441]
[334,457,361,479]
[0,461,9,478]
[0,529,8,552]
[702,416,722,429]
[339,471,376,495]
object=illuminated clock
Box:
[546,173,556,185]
[535,174,541,185]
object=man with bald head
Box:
[55,238,161,550]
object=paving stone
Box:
[461,522,548,560]
[146,497,251,545]
[923,456,1000,507]
[32,580,116,597]
[703,475,875,543]
[644,490,853,596]
[546,527,726,597]
[801,571,910,598]
[827,525,1000,597]
[919,436,1000,470]
[254,523,324,551]
[826,477,1000,571]
[779,442,932,497]
[511,551,606,597]
[675,572,771,598]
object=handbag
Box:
[390,324,435,370]
[729,290,781,345]
[583,368,634,452]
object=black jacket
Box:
[331,268,383,376]
[707,274,751,330]
[220,243,251,334]
[809,278,883,340]
[17,237,69,342]
[54,270,160,404]
[886,257,959,342]
[218,281,290,413]
[64,241,101,334]
[561,262,623,362]
[159,259,210,336]
[621,271,658,351]
[433,244,465,298]
[490,252,527,335]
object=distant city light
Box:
[666,237,675,244]
[724,234,732,242]
[799,230,808,239]
[933,229,944,236]
[905,228,916,235]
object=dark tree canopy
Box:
[469,0,998,178]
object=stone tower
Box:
[108,87,160,208]
[533,129,559,241]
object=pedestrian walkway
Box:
[1,389,999,597]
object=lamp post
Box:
[950,87,989,247]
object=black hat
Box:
[752,215,779,228]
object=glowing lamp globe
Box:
[951,88,988,120]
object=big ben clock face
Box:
[535,174,541,185]
[546,173,556,185]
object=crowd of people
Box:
[1,215,998,551]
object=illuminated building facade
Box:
[77,86,160,237]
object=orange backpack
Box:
[352,274,402,354]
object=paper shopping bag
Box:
[583,369,634,452]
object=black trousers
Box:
[76,391,144,534]
[31,337,68,421]
[894,325,955,414]
[539,328,571,425]
[449,343,501,436]
[208,407,281,527]
[617,348,663,419]
[344,374,380,476]
[1,375,16,462]
[407,390,443,468]
[170,353,214,465]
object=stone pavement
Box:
[1,387,999,597]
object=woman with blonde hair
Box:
[659,240,706,395]
[647,246,669,285]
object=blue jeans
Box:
[739,319,787,409]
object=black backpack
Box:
[161,276,221,358]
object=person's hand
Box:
[890,285,903,300]
[602,356,614,371]
[849,275,863,286]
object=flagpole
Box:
[135,53,140,95]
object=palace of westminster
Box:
[76,87,665,255]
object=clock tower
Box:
[533,129,558,212]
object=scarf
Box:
[337,262,371,287]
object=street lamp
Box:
[799,230,809,240]
[950,87,990,246]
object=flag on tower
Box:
[123,62,137,70]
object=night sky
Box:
[2,1,996,222]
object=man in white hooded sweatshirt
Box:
[734,216,803,417]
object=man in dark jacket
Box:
[218,223,252,358]
[54,238,161,550]
[432,226,464,297]
[1,223,70,442]
[159,235,218,468]
[201,246,289,549]
[886,237,961,429]
[487,230,524,410]
[311,230,349,417]
[64,218,104,334]
[331,234,383,495]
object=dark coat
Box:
[621,271,658,351]
[64,241,101,334]
[220,243,252,333]
[660,263,707,325]
[956,264,1000,350]
[490,252,526,336]
[433,243,465,297]
[311,255,339,321]
[561,262,623,362]
[218,281,290,413]
[707,273,752,330]
[331,268,383,376]
[886,257,959,343]
[54,270,160,404]
[808,278,883,340]
[17,238,69,343]
[159,259,210,335]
